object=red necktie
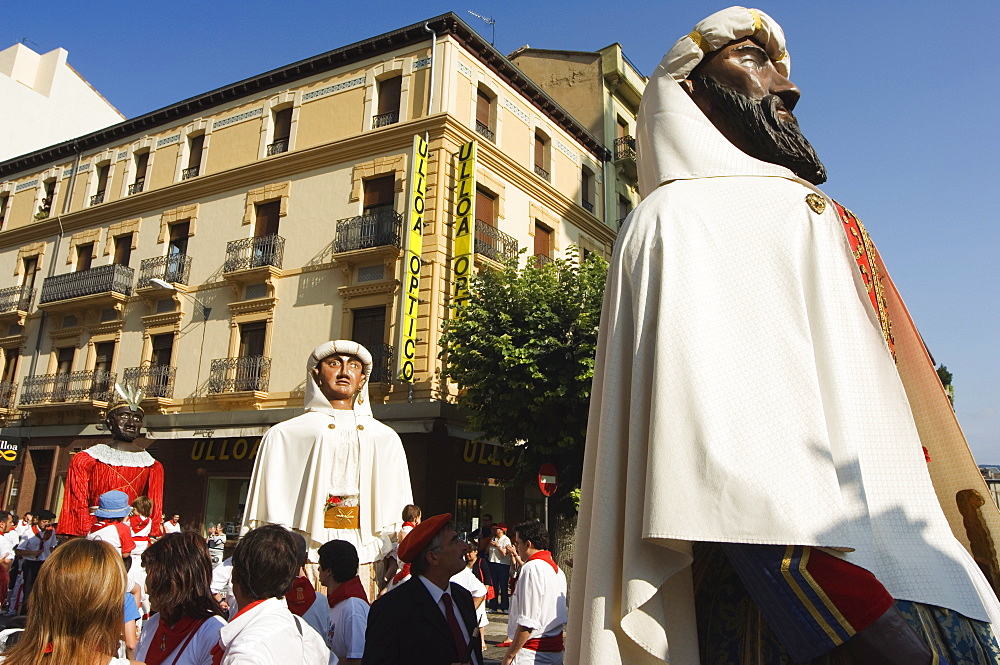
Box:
[441,591,468,661]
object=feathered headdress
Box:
[112,382,145,412]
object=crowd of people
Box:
[0,499,567,665]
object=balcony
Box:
[19,370,116,410]
[533,254,554,269]
[128,179,145,195]
[208,356,271,394]
[137,254,192,289]
[266,139,289,156]
[335,209,403,254]
[534,165,550,181]
[582,200,595,213]
[224,235,284,274]
[182,166,200,180]
[38,264,133,311]
[614,135,637,180]
[476,121,495,142]
[90,192,106,206]
[372,111,399,129]
[0,380,16,413]
[0,284,35,320]
[123,365,176,400]
[475,222,519,264]
[369,343,393,384]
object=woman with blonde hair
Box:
[0,537,139,664]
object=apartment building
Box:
[509,43,647,229]
[0,14,614,535]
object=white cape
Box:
[566,52,1000,664]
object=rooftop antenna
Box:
[467,10,496,46]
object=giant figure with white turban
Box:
[568,7,1000,664]
[244,340,412,600]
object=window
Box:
[352,307,387,382]
[533,221,552,260]
[533,132,549,180]
[52,346,75,401]
[0,193,9,228]
[113,234,132,267]
[21,256,38,294]
[581,168,595,213]
[616,116,628,141]
[76,243,94,272]
[184,135,204,179]
[474,188,497,260]
[2,348,19,385]
[618,196,631,227]
[475,188,496,227]
[373,76,401,128]
[169,221,190,256]
[92,164,110,205]
[239,321,266,358]
[251,202,281,268]
[39,180,56,218]
[130,152,149,194]
[363,175,395,216]
[150,333,175,368]
[92,341,115,397]
[268,108,292,155]
[236,321,267,391]
[476,88,494,141]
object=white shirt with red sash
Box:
[129,514,154,556]
[87,520,136,557]
[508,551,567,664]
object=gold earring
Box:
[357,391,365,404]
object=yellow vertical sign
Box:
[398,135,428,382]
[452,141,476,313]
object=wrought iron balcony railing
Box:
[20,370,116,406]
[614,135,636,161]
[372,111,400,128]
[224,235,285,273]
[369,343,393,383]
[582,200,595,213]
[39,264,134,304]
[0,284,35,313]
[474,222,519,263]
[123,365,176,399]
[267,138,289,156]
[534,165,550,181]
[476,121,495,142]
[533,254,554,269]
[137,254,192,289]
[128,179,145,195]
[208,356,271,394]
[0,380,16,411]
[90,192,106,206]
[335,209,403,253]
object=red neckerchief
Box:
[402,521,416,528]
[31,525,39,535]
[210,599,268,665]
[284,576,317,616]
[391,563,411,585]
[144,616,205,665]
[129,515,151,532]
[526,550,559,573]
[327,575,369,608]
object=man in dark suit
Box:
[363,513,482,665]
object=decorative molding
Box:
[14,242,45,276]
[66,228,102,264]
[414,57,432,70]
[242,181,291,226]
[88,319,125,336]
[103,218,142,255]
[116,151,128,161]
[554,139,579,164]
[49,325,84,342]
[213,107,263,130]
[458,62,473,79]
[141,310,183,329]
[156,134,180,148]
[338,280,397,300]
[15,180,38,193]
[158,204,198,243]
[349,154,406,203]
[228,297,278,317]
[302,76,366,102]
[502,97,530,125]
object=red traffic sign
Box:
[538,463,558,497]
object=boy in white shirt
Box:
[318,539,369,665]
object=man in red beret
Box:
[363,514,482,665]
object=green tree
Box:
[439,249,607,515]
[937,364,955,407]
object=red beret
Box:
[494,523,508,531]
[397,513,452,564]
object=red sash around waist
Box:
[523,633,564,652]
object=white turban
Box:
[304,340,374,417]
[662,6,789,81]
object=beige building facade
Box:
[0,14,614,535]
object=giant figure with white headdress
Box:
[567,7,1000,664]
[243,340,412,599]
[58,383,164,538]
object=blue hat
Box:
[94,490,131,519]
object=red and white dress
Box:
[57,444,164,538]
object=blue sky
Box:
[4,1,998,460]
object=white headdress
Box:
[662,6,789,81]
[304,340,374,417]
[111,382,145,412]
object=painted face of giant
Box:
[313,354,367,405]
[687,37,827,184]
[107,407,144,442]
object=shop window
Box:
[204,477,250,537]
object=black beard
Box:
[694,74,827,185]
